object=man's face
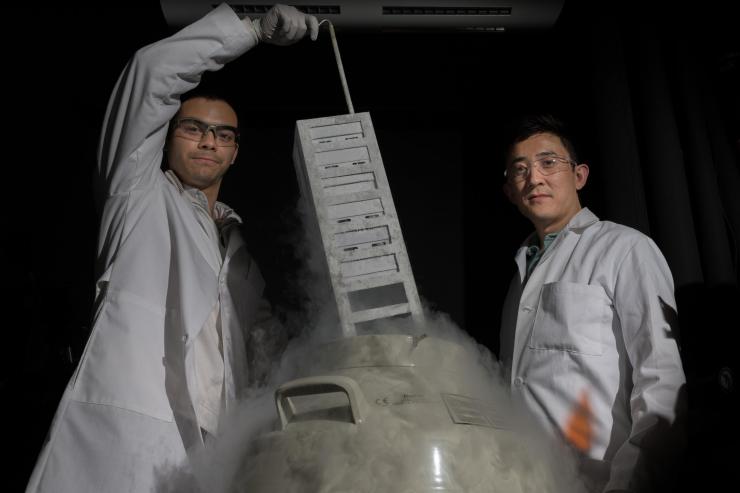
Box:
[166,97,239,191]
[503,132,589,229]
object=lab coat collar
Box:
[565,207,599,233]
[513,207,600,282]
[165,168,187,193]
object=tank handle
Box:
[275,375,368,429]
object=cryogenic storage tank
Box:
[239,334,580,493]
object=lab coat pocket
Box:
[529,282,612,356]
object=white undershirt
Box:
[166,170,229,436]
[193,304,224,436]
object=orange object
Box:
[563,390,593,452]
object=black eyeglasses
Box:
[504,155,576,182]
[173,118,239,147]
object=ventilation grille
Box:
[221,5,511,16]
[382,6,511,15]
[223,4,341,14]
[463,26,506,31]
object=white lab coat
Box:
[500,208,686,492]
[27,5,264,492]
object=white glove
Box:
[250,4,319,45]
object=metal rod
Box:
[320,19,354,114]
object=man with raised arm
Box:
[27,4,319,492]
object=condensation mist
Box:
[151,193,588,493]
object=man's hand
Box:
[250,4,320,45]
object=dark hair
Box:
[503,114,579,165]
[172,89,239,127]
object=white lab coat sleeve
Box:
[95,3,258,200]
[605,237,686,492]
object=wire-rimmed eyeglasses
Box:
[504,155,576,182]
[173,117,239,147]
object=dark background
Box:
[2,1,738,491]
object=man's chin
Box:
[180,174,218,190]
[189,167,223,184]
[170,164,224,190]
[522,206,556,224]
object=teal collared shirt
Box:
[525,231,560,278]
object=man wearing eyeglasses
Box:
[499,115,685,492]
[26,4,318,493]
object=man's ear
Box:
[574,163,589,191]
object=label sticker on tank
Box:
[441,394,508,429]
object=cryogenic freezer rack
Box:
[293,112,423,336]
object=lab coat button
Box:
[514,376,525,387]
[182,334,188,343]
[521,306,532,312]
